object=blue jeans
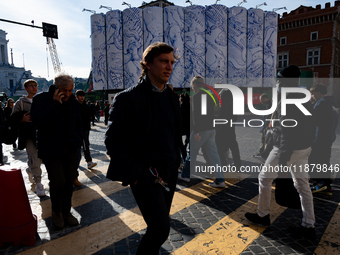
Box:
[182,130,224,182]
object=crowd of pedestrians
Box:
[0,41,339,252]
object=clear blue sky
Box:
[0,0,333,79]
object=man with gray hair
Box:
[31,74,82,230]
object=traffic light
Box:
[42,22,58,39]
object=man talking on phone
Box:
[31,74,82,230]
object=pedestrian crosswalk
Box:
[1,123,339,255]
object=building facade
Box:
[0,29,33,97]
[278,1,340,105]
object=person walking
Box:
[309,84,337,194]
[31,74,82,229]
[245,65,317,241]
[12,79,45,196]
[4,98,17,150]
[105,42,182,255]
[178,76,225,187]
[73,89,97,187]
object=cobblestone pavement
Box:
[1,117,340,255]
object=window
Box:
[280,37,287,45]
[307,48,320,65]
[311,31,318,40]
[278,53,289,69]
[9,79,14,90]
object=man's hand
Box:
[21,112,31,122]
[53,88,64,104]
[194,132,201,142]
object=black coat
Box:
[273,93,315,165]
[78,102,92,131]
[105,76,182,185]
[31,85,82,159]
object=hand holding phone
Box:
[53,88,65,104]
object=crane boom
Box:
[47,37,61,73]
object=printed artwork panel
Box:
[106,10,123,90]
[228,7,247,87]
[143,7,163,50]
[123,8,143,89]
[205,4,228,86]
[263,11,278,87]
[164,6,185,88]
[247,8,264,87]
[91,13,107,90]
[184,5,206,88]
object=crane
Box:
[47,37,61,74]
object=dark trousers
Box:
[215,126,241,167]
[130,164,178,255]
[0,143,3,164]
[43,147,79,214]
[82,129,92,163]
[309,143,333,186]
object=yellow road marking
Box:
[170,189,286,255]
[314,202,340,255]
[20,178,243,254]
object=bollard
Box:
[0,168,37,246]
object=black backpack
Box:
[275,172,301,209]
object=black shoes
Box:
[288,226,317,242]
[245,212,270,226]
[63,212,79,227]
[53,211,79,229]
[52,212,64,229]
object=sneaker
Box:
[311,183,327,193]
[253,154,266,163]
[52,211,64,229]
[209,181,226,188]
[288,226,317,242]
[177,173,190,182]
[87,162,97,169]
[63,212,79,227]
[73,179,82,187]
[319,186,333,196]
[36,183,46,197]
[245,212,270,226]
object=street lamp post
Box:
[256,2,267,9]
[237,0,247,7]
[122,2,132,8]
[272,7,287,12]
[82,8,96,14]
[99,5,112,11]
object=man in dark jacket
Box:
[72,89,97,187]
[105,42,182,255]
[215,88,242,170]
[309,84,336,194]
[31,74,82,230]
[245,65,316,241]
